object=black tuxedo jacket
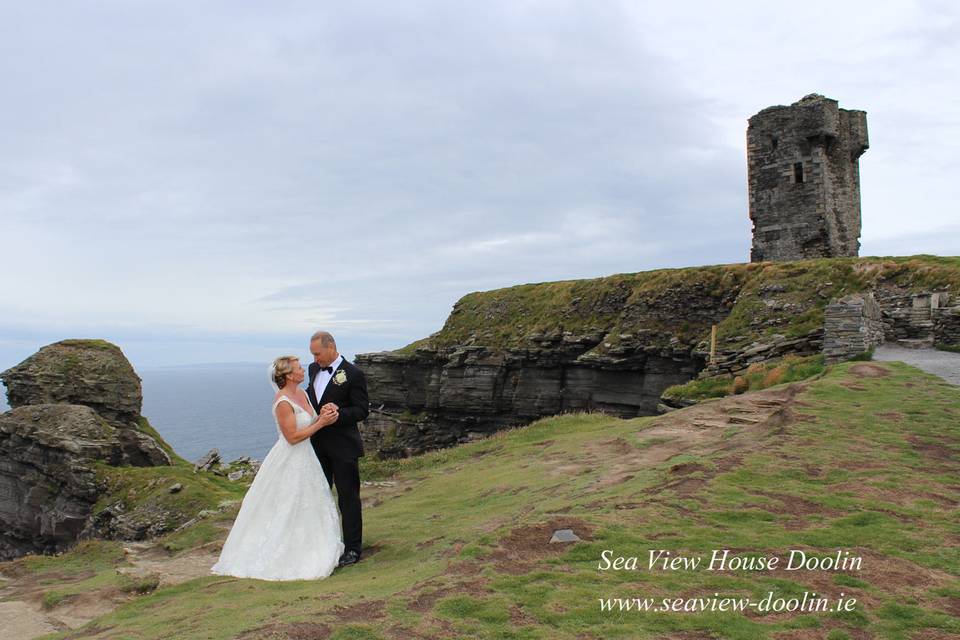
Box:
[306,358,368,460]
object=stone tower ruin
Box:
[747,94,868,262]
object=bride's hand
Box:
[314,409,339,429]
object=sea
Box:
[0,364,281,463]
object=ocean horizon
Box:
[140,363,283,462]
[0,363,285,463]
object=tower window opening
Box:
[770,136,778,151]
[794,162,804,183]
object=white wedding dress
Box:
[210,395,344,580]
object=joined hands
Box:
[315,402,339,429]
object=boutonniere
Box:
[333,370,348,385]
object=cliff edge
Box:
[356,256,960,457]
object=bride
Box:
[211,355,344,580]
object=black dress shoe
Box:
[337,550,360,567]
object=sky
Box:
[1,0,958,371]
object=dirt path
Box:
[0,481,408,639]
[874,345,960,385]
[0,538,225,639]
[0,600,60,638]
[581,383,805,491]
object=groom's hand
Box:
[322,402,339,412]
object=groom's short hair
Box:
[311,331,336,348]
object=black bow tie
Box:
[320,366,333,374]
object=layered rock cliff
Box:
[357,256,960,457]
[0,340,172,560]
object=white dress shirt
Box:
[313,354,344,401]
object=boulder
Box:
[194,448,221,472]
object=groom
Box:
[306,330,369,567]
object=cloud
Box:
[0,1,956,368]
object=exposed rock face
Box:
[699,331,824,379]
[356,258,960,458]
[356,267,745,457]
[0,339,142,426]
[748,94,868,262]
[0,340,171,560]
[0,405,120,559]
[358,345,702,457]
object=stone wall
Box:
[823,293,885,362]
[933,305,960,346]
[875,292,955,349]
[747,94,868,262]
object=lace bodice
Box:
[272,395,315,439]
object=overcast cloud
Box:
[1,0,958,370]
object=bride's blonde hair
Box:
[271,355,299,388]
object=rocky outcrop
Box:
[0,405,157,559]
[0,340,172,560]
[357,266,746,457]
[358,344,702,457]
[1,339,142,426]
[699,331,824,379]
[356,258,960,458]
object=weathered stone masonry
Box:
[748,94,868,262]
[823,293,885,362]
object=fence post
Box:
[710,325,718,365]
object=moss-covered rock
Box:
[88,458,246,541]
[0,339,142,425]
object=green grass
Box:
[15,361,960,640]
[414,263,751,353]
[57,338,121,351]
[117,573,161,594]
[89,455,248,536]
[9,538,126,577]
[663,354,827,402]
[396,256,960,357]
[33,338,140,379]
[134,416,184,462]
[662,375,736,401]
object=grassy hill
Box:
[3,360,958,639]
[399,255,960,355]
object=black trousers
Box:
[316,451,362,555]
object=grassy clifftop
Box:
[401,255,960,355]
[7,360,957,639]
